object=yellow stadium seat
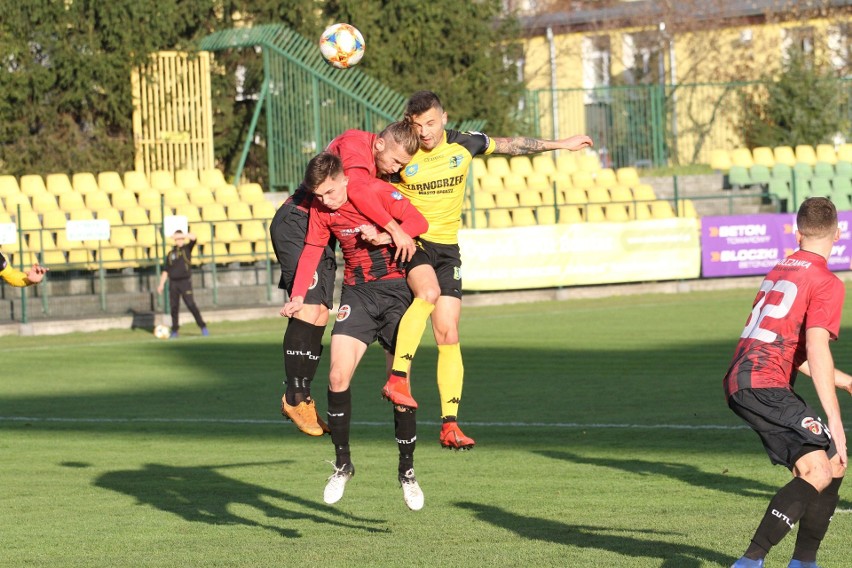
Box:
[72,172,100,195]
[563,188,587,205]
[576,153,601,174]
[610,185,634,204]
[632,184,657,201]
[479,174,504,194]
[136,190,161,211]
[70,209,94,221]
[773,146,797,167]
[39,249,67,266]
[175,169,200,190]
[556,153,577,176]
[199,168,227,190]
[540,188,565,206]
[518,190,543,207]
[616,167,641,188]
[200,241,228,263]
[536,206,557,225]
[149,170,176,192]
[112,190,140,211]
[29,231,58,251]
[240,220,267,242]
[486,156,511,178]
[85,191,113,211]
[189,222,213,244]
[46,173,73,196]
[164,188,190,208]
[472,192,496,209]
[511,207,537,227]
[594,168,618,188]
[585,204,606,223]
[751,147,775,168]
[463,209,488,229]
[816,144,837,165]
[730,148,754,168]
[96,208,123,226]
[147,206,168,224]
[122,207,150,226]
[202,203,227,222]
[238,183,266,205]
[42,210,68,230]
[20,175,47,197]
[487,209,512,228]
[558,205,584,224]
[605,204,630,222]
[531,155,557,179]
[795,145,817,166]
[228,240,256,263]
[6,192,33,215]
[552,172,573,191]
[676,199,699,218]
[253,201,277,219]
[174,204,201,223]
[471,158,488,181]
[98,171,124,194]
[509,156,533,177]
[31,192,60,214]
[59,192,86,212]
[214,185,240,206]
[0,210,12,224]
[123,171,150,193]
[134,225,159,249]
[252,238,271,256]
[634,202,652,221]
[494,192,519,209]
[110,226,137,248]
[650,200,675,219]
[228,202,252,221]
[501,173,526,194]
[571,171,594,190]
[526,172,551,194]
[67,248,94,268]
[709,149,732,171]
[0,175,20,199]
[586,187,610,204]
[837,144,852,163]
[189,186,216,207]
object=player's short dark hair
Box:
[378,120,420,156]
[797,196,838,238]
[405,90,443,119]
[304,152,344,192]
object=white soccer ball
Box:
[319,23,365,69]
[153,324,171,340]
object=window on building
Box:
[782,26,815,65]
[622,31,664,85]
[828,23,851,75]
[582,35,611,103]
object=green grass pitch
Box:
[3,285,852,567]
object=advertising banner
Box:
[701,212,852,278]
[459,218,701,291]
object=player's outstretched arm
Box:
[799,361,852,396]
[492,134,594,156]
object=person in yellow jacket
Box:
[0,251,48,287]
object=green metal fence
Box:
[521,79,852,169]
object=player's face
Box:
[312,173,349,210]
[409,107,447,151]
[374,138,413,176]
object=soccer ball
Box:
[319,23,365,69]
[153,324,171,340]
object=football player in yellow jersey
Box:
[382,90,593,449]
[0,251,48,287]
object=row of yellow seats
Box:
[3,201,277,231]
[0,182,266,217]
[710,144,852,171]
[470,184,658,210]
[0,169,235,198]
[475,167,642,195]
[462,199,697,229]
[472,152,605,182]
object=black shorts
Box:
[270,203,336,308]
[407,239,462,299]
[331,279,413,352]
[729,388,837,469]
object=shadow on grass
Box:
[455,501,731,567]
[536,450,852,509]
[93,461,387,538]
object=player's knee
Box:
[799,461,833,492]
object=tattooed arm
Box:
[492,134,593,156]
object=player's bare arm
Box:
[799,361,852,395]
[805,327,847,466]
[24,263,48,284]
[492,134,594,156]
[359,224,392,246]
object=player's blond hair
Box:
[378,120,419,156]
[797,196,838,239]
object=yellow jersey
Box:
[0,251,29,287]
[394,129,494,244]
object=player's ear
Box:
[375,137,386,153]
[441,112,448,126]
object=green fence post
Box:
[262,219,272,301]
[210,221,218,306]
[36,228,48,315]
[16,204,27,323]
[98,241,106,311]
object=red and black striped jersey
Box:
[723,249,845,397]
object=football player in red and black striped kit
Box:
[281,151,428,511]
[725,197,849,568]
[271,121,418,436]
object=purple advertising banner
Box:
[701,212,852,278]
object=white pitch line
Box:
[0,415,748,430]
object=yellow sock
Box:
[437,343,464,419]
[391,298,435,375]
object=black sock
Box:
[283,318,324,405]
[792,476,843,562]
[327,388,352,467]
[394,406,416,475]
[745,477,818,559]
